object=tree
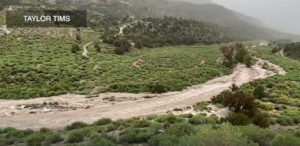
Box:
[222,91,259,115]
[243,53,252,67]
[253,85,266,99]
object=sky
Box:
[211,0,300,35]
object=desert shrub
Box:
[149,82,167,93]
[166,123,194,137]
[252,112,270,128]
[87,138,116,146]
[226,113,251,126]
[114,47,125,55]
[148,134,178,146]
[0,137,16,146]
[106,124,118,132]
[0,127,16,134]
[271,133,300,146]
[26,133,45,146]
[67,130,85,143]
[156,114,181,124]
[44,133,64,144]
[178,123,258,146]
[6,129,24,138]
[119,128,155,143]
[253,85,267,99]
[188,115,218,125]
[39,127,51,134]
[65,121,89,131]
[259,102,274,111]
[239,125,276,146]
[133,119,151,128]
[193,102,211,111]
[93,118,112,126]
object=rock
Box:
[29,111,36,114]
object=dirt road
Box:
[280,47,286,58]
[0,59,285,130]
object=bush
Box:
[226,113,251,126]
[26,133,45,146]
[87,138,116,146]
[253,85,267,99]
[106,124,118,132]
[243,53,252,67]
[148,134,178,146]
[252,112,270,128]
[178,123,258,146]
[166,123,194,137]
[133,119,151,128]
[119,128,155,143]
[0,137,16,146]
[188,115,218,125]
[271,133,300,146]
[65,121,89,131]
[149,83,167,93]
[93,118,112,126]
[45,134,63,144]
[39,127,51,134]
[259,102,274,111]
[114,47,125,55]
[239,125,276,146]
[67,131,85,143]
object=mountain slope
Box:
[102,17,248,49]
[169,0,214,5]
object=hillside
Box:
[282,42,300,61]
[102,16,248,50]
[169,0,214,4]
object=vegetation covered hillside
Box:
[102,17,247,51]
[79,0,300,41]
[282,42,300,61]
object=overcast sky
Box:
[211,0,300,35]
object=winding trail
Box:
[0,59,285,130]
[82,42,93,57]
[280,47,286,58]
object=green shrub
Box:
[178,123,258,146]
[0,137,16,146]
[39,127,51,134]
[226,113,251,126]
[26,133,45,146]
[114,47,125,55]
[133,119,151,128]
[67,131,85,143]
[239,125,276,146]
[166,123,194,137]
[65,121,89,131]
[149,83,167,93]
[93,118,112,126]
[106,124,118,132]
[87,138,116,146]
[193,102,212,111]
[45,133,63,144]
[188,115,218,125]
[148,134,178,146]
[252,112,270,128]
[119,128,155,143]
[271,133,300,146]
